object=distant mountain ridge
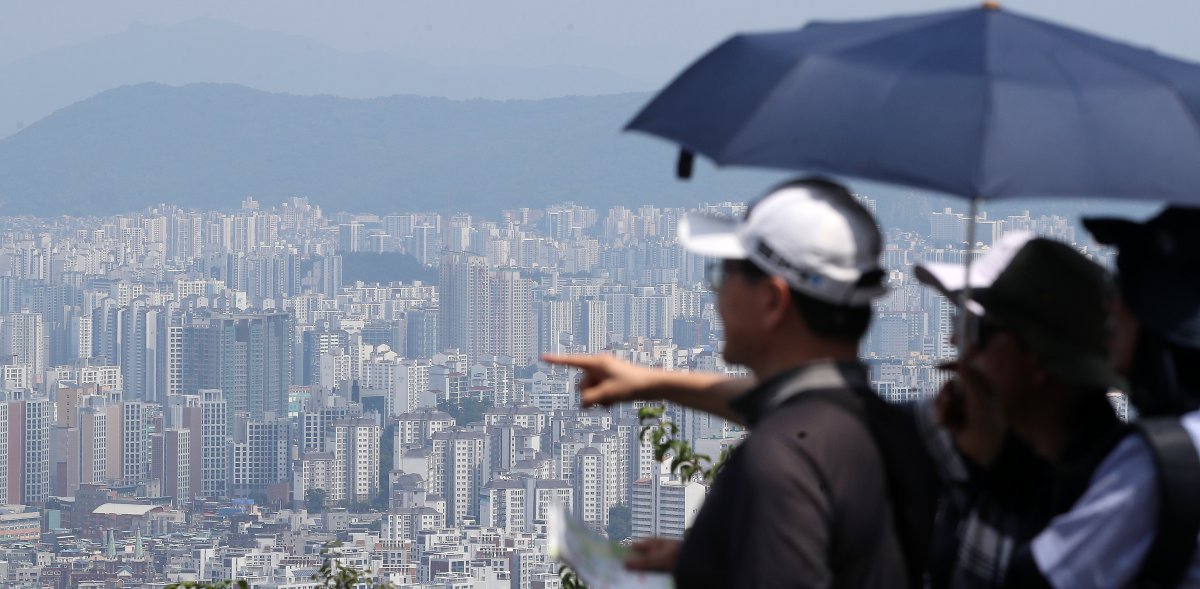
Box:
[0,18,650,139]
[0,82,1154,227]
[0,83,789,217]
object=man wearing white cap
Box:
[914,233,1127,589]
[547,178,935,589]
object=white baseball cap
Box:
[914,230,1037,314]
[678,179,887,306]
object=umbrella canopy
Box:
[628,4,1200,204]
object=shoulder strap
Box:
[794,387,867,421]
[787,387,938,589]
[1136,417,1200,589]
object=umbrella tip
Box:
[981,1,1001,9]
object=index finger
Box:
[541,353,604,370]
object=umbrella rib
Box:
[1023,19,1200,140]
[717,11,972,164]
[714,55,815,163]
[974,17,995,200]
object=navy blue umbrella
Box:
[628,4,1200,204]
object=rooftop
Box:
[92,503,162,516]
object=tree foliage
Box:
[437,397,493,426]
[560,405,731,589]
[311,558,393,589]
[174,406,731,589]
[606,503,632,542]
[637,405,730,483]
[560,565,588,589]
[171,543,394,589]
[305,487,328,513]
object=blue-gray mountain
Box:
[0,18,649,139]
[0,82,791,216]
[0,82,1151,226]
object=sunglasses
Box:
[704,259,764,293]
[959,310,1004,350]
[704,260,727,292]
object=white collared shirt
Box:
[1031,410,1200,589]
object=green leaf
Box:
[638,406,665,421]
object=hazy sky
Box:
[5,0,1200,85]
[0,0,1172,219]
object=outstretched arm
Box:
[542,353,755,425]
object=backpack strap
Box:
[1136,417,1200,588]
[785,387,938,589]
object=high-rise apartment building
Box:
[230,413,290,497]
[301,328,349,387]
[432,430,485,526]
[579,298,608,354]
[488,269,534,366]
[182,311,293,420]
[404,308,439,360]
[573,447,607,532]
[631,464,707,540]
[0,311,47,379]
[536,297,572,356]
[200,390,228,498]
[438,252,490,361]
[119,299,180,403]
[50,385,108,497]
[5,395,51,505]
[120,401,149,484]
[333,417,380,504]
[159,428,190,504]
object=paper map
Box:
[548,505,674,589]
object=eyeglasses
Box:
[960,311,1003,350]
[704,260,727,292]
[706,259,768,293]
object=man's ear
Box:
[760,276,793,330]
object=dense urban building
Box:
[0,195,1112,587]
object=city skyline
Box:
[0,189,1125,586]
[0,0,1184,586]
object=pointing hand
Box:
[542,353,656,408]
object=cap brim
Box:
[678,212,748,259]
[915,231,1037,314]
[1082,217,1138,246]
[914,262,995,315]
[914,262,976,298]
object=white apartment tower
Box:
[22,397,51,504]
[631,463,707,540]
[200,390,228,498]
[231,414,289,496]
[433,430,485,526]
[488,269,534,366]
[333,418,380,504]
[119,401,149,484]
[579,298,608,354]
[438,252,490,361]
[573,447,607,532]
[0,311,47,378]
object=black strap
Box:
[1004,544,1054,589]
[794,387,867,422]
[1136,417,1200,588]
[786,387,938,589]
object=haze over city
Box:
[0,1,1186,588]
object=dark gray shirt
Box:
[673,360,908,589]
